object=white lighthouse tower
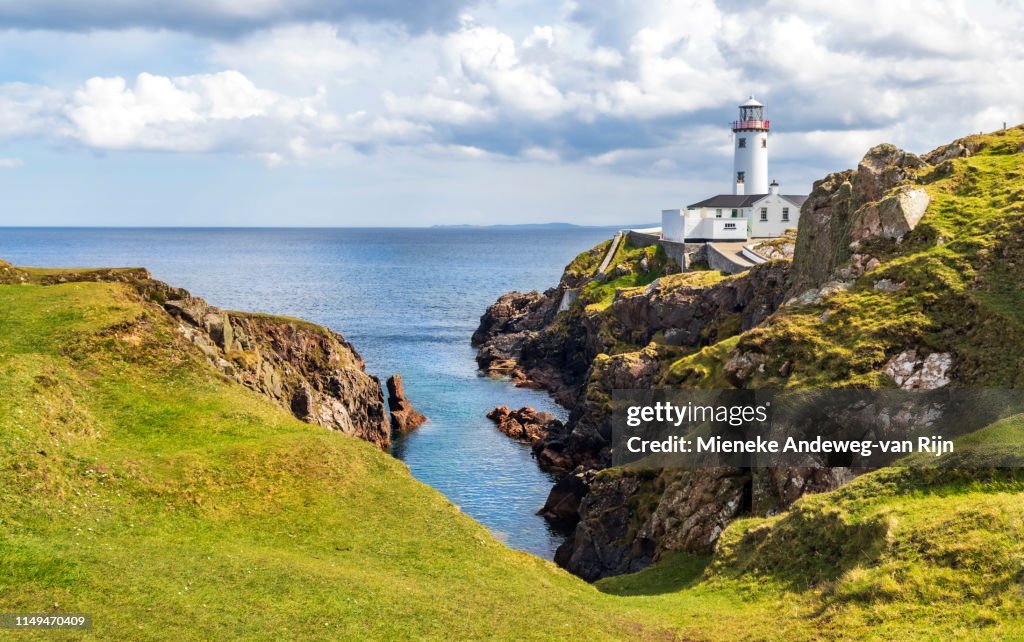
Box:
[731,96,769,195]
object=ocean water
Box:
[0,226,616,558]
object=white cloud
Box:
[0,157,23,168]
[64,71,321,153]
[523,146,559,162]
[2,0,1024,179]
[209,23,376,85]
[0,83,66,140]
[384,78,493,125]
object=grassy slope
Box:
[579,240,679,312]
[5,279,1021,641]
[5,126,1024,640]
[0,280,669,640]
[600,461,1024,640]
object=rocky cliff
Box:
[2,261,392,448]
[477,125,1024,580]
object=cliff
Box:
[1,261,391,448]
[476,125,1024,580]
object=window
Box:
[731,209,739,218]
[724,223,737,230]
[738,137,747,148]
[760,207,768,221]
[761,138,767,148]
[715,208,723,218]
[736,171,745,183]
[782,207,790,222]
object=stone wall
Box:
[624,231,705,270]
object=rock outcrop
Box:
[387,374,427,435]
[486,405,563,446]
[1,261,392,449]
[0,259,28,284]
[538,467,594,525]
[139,279,391,449]
[473,288,589,406]
[788,143,930,295]
[475,129,1024,581]
[557,466,853,581]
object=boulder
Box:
[789,144,931,294]
[538,467,594,525]
[386,374,427,435]
[852,187,930,242]
[883,350,952,389]
[486,406,562,445]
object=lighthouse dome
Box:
[740,96,763,107]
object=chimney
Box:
[769,179,780,195]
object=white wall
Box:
[748,194,800,238]
[707,218,749,240]
[661,209,684,242]
[733,130,769,195]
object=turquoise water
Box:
[0,227,615,557]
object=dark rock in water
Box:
[538,467,594,526]
[486,406,562,445]
[387,374,427,435]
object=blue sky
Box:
[0,0,1021,226]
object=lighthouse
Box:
[658,96,806,245]
[731,96,769,195]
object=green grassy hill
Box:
[4,266,1023,641]
[4,124,1024,641]
[0,277,662,640]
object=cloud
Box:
[0,83,67,140]
[209,23,376,83]
[65,71,323,153]
[0,157,23,168]
[0,0,471,35]
[2,0,1024,185]
[375,0,1024,172]
[0,70,429,164]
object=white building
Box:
[661,97,807,242]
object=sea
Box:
[0,226,617,558]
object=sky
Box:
[0,0,1022,227]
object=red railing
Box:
[732,119,769,130]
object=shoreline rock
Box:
[387,374,427,435]
[486,405,562,446]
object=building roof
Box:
[687,193,809,209]
[740,96,763,107]
[688,194,766,208]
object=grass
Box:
[579,241,676,312]
[0,280,667,640]
[0,275,1021,640]
[4,278,1022,641]
[6,127,1024,642]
